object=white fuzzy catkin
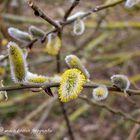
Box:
[111,74,130,91]
[92,85,108,101]
[29,25,45,38]
[73,18,85,36]
[67,0,75,4]
[8,27,32,43]
[67,12,85,21]
[125,0,140,8]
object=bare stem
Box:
[0,83,140,96]
[79,95,140,124]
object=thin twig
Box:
[16,97,57,128]
[79,95,140,124]
[62,0,124,25]
[38,0,125,47]
[0,132,35,140]
[92,0,124,12]
[32,98,56,132]
[0,83,140,96]
[127,117,140,140]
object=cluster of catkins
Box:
[8,11,87,49]
[8,26,62,56]
[6,41,131,103]
[6,0,138,102]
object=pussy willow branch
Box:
[61,0,125,25]
[0,0,125,61]
[0,82,140,96]
[28,0,125,45]
[79,95,140,124]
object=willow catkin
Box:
[8,27,32,43]
[7,42,28,83]
[58,69,86,102]
[29,25,45,38]
[65,54,90,79]
[45,33,61,55]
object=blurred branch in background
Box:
[79,95,140,124]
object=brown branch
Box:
[92,0,124,12]
[0,82,140,96]
[63,0,80,21]
[127,117,140,140]
[0,132,35,140]
[24,38,38,49]
[79,95,140,124]
[31,0,125,44]
[22,0,124,48]
[41,28,57,43]
[27,0,60,29]
[62,0,125,26]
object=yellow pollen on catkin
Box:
[58,69,86,102]
[26,72,49,84]
[8,42,27,83]
[28,76,49,84]
[95,88,105,97]
[68,55,79,66]
[65,55,90,79]
[92,85,108,101]
[45,34,61,56]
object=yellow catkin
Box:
[45,34,61,55]
[28,76,49,83]
[92,85,108,101]
[58,69,86,102]
[65,55,90,79]
[8,42,28,83]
